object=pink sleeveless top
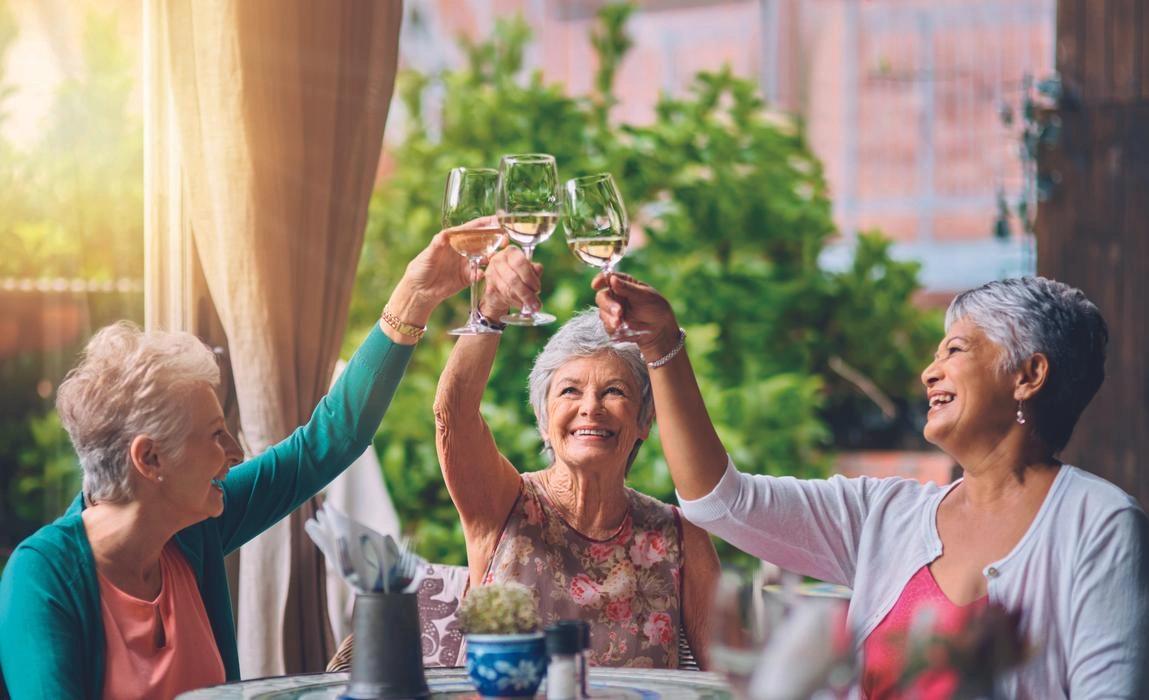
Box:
[482,472,685,668]
[97,542,225,700]
[861,565,987,699]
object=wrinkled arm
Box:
[680,518,720,669]
[433,333,522,578]
[0,549,87,699]
[1067,507,1149,698]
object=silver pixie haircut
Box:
[945,276,1107,452]
[528,309,654,464]
[56,322,220,504]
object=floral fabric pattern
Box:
[482,473,684,668]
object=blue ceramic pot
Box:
[464,632,547,698]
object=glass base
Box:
[448,322,503,336]
[500,310,557,326]
[610,324,649,342]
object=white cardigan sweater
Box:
[679,460,1148,698]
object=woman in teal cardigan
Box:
[0,226,482,699]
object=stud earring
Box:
[157,474,165,483]
[1016,401,1026,425]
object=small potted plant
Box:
[458,582,546,698]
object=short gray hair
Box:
[945,276,1107,453]
[56,322,220,504]
[528,309,653,464]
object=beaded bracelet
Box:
[380,306,426,340]
[646,328,686,369]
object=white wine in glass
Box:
[446,223,506,259]
[561,173,642,339]
[567,235,627,269]
[441,167,504,336]
[496,154,560,326]
[499,212,559,248]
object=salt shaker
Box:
[545,624,581,700]
[555,619,591,697]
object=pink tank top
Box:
[861,565,987,699]
[482,472,685,668]
[97,541,226,699]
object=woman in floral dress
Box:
[434,247,719,669]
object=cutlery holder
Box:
[340,592,429,700]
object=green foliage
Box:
[350,4,939,567]
[0,8,142,279]
[10,412,81,521]
[0,4,142,557]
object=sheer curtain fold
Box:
[145,0,403,676]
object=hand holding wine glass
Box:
[496,154,559,326]
[480,247,544,323]
[441,167,505,335]
[592,273,682,364]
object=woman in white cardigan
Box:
[592,274,1148,699]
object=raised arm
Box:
[433,247,543,582]
[593,274,883,586]
[593,274,727,499]
[216,224,480,551]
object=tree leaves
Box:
[350,5,939,566]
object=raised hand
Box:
[480,246,543,321]
[401,217,498,307]
[592,273,681,361]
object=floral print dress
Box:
[481,472,684,668]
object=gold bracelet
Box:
[381,306,426,340]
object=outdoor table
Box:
[177,666,733,699]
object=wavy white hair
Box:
[56,322,220,503]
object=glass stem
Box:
[521,245,536,317]
[468,257,482,323]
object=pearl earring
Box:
[157,474,165,483]
[1016,401,1026,425]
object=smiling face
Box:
[545,352,650,473]
[158,383,242,521]
[920,318,1021,457]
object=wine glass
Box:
[496,154,559,326]
[561,172,643,339]
[441,167,505,335]
[709,567,779,700]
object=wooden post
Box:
[1037,0,1149,506]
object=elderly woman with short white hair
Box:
[594,273,1149,697]
[0,228,483,699]
[433,248,719,669]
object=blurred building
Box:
[3,0,1055,297]
[400,0,1055,297]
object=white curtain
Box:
[144,0,403,676]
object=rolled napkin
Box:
[306,503,425,594]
